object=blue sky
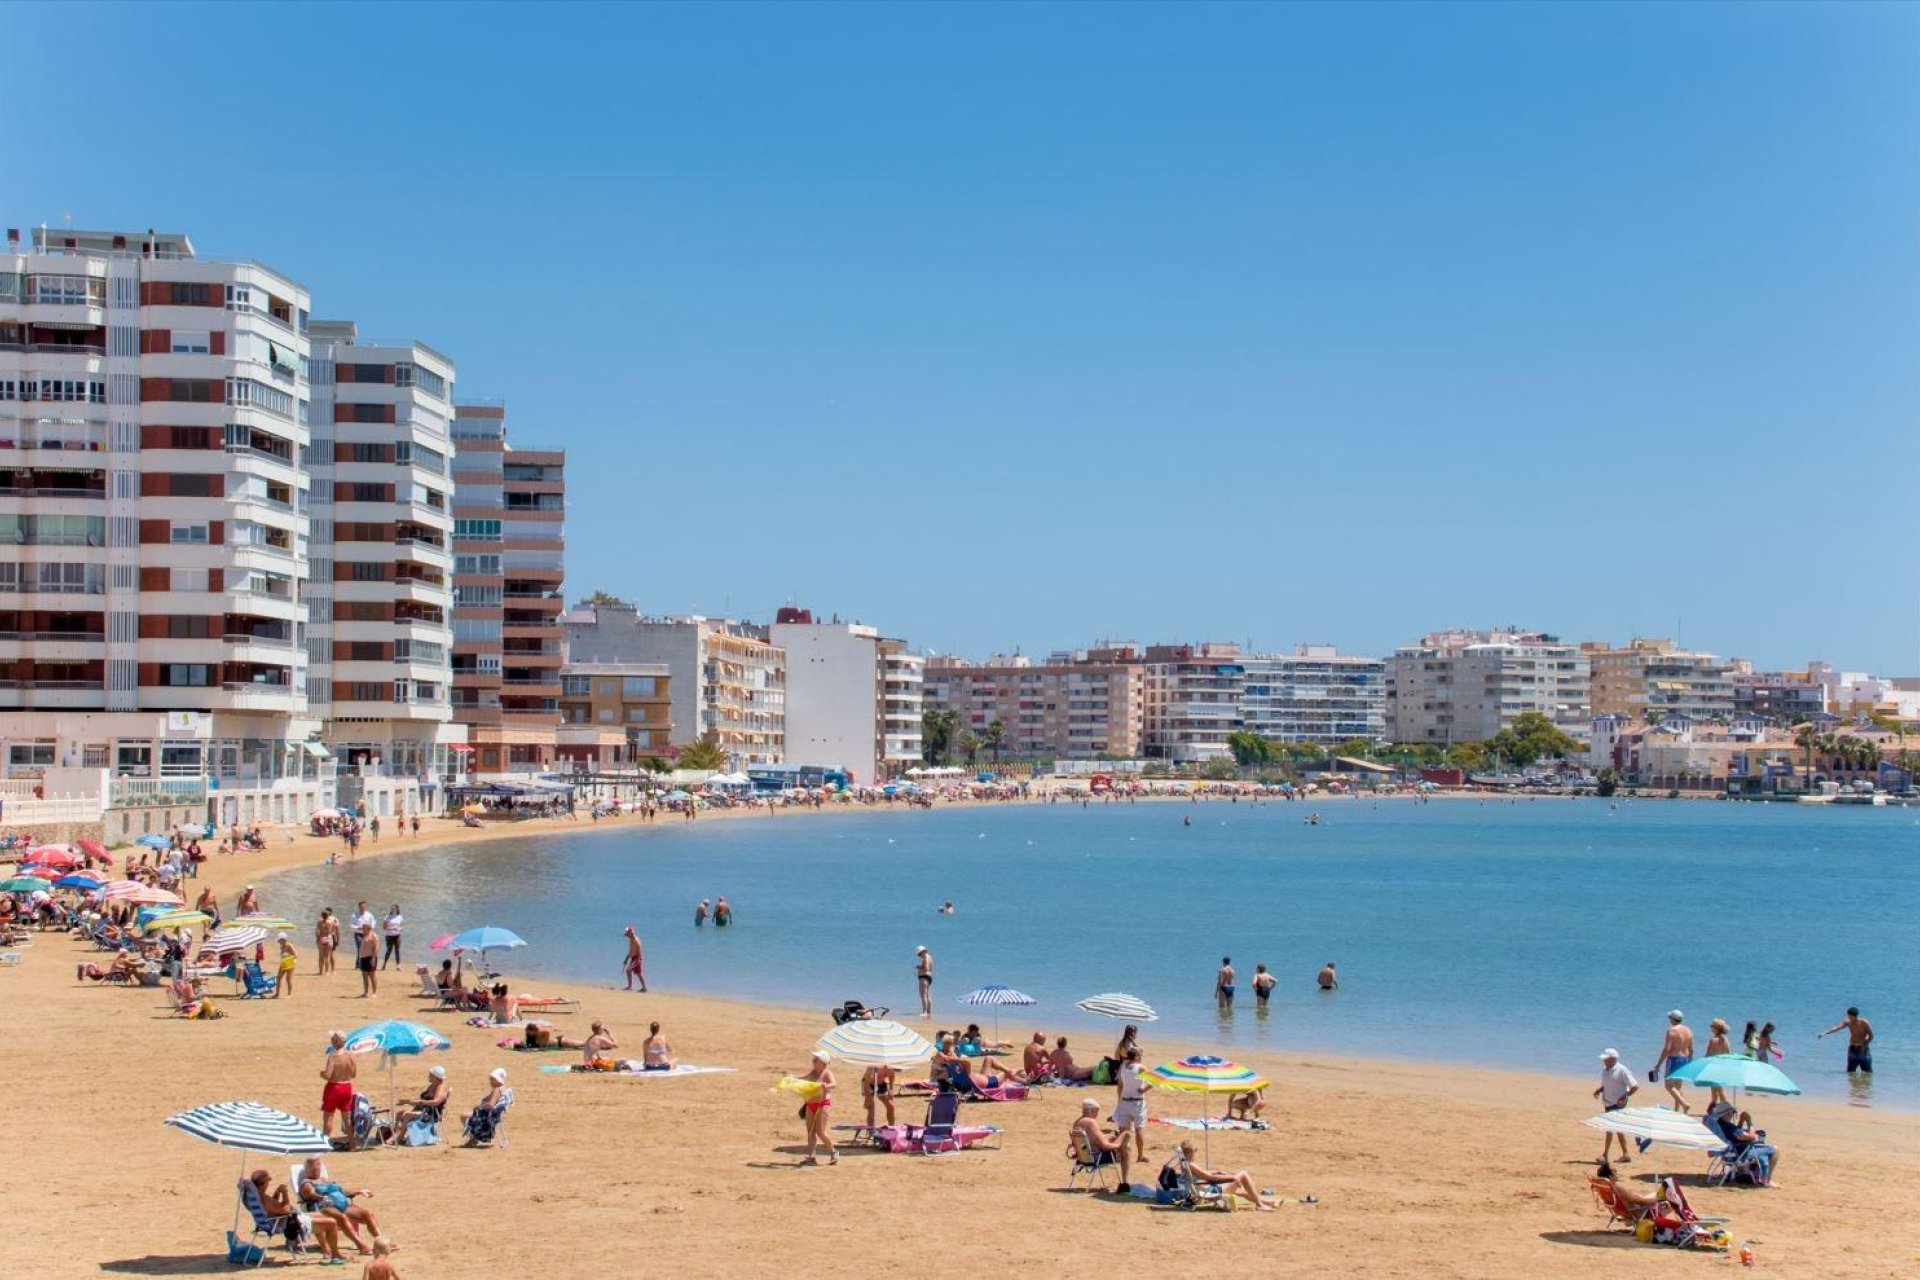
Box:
[11,2,1916,671]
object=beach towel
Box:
[500,1038,567,1051]
[469,1016,532,1030]
[539,1063,735,1078]
[1151,1117,1270,1132]
[967,1082,1029,1102]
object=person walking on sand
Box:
[1593,1048,1639,1164]
[800,1050,838,1166]
[1253,963,1276,1007]
[321,1030,360,1150]
[275,934,298,998]
[1818,1007,1874,1075]
[1650,1010,1695,1112]
[316,908,337,976]
[622,926,647,991]
[1113,1045,1149,1164]
[916,945,934,1017]
[1317,961,1338,991]
[1216,956,1235,1008]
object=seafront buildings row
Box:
[1,223,1915,837]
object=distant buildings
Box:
[305,321,461,798]
[922,645,1145,761]
[1728,660,1827,725]
[1142,643,1246,762]
[562,604,784,768]
[1584,638,1733,723]
[1388,629,1590,745]
[770,608,923,783]
[1240,645,1388,746]
[450,402,567,776]
[557,660,670,770]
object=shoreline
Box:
[6,798,1916,1276]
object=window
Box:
[561,675,591,695]
[454,554,500,576]
[454,584,502,606]
[29,275,105,306]
[172,567,209,593]
[622,676,658,697]
[167,616,214,639]
[224,284,252,310]
[626,707,651,722]
[158,664,215,687]
[453,519,502,541]
[170,330,211,354]
[170,523,209,544]
[598,710,615,723]
[346,562,387,582]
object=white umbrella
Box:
[1581,1106,1723,1151]
[816,1019,935,1067]
[202,925,267,955]
[1077,992,1158,1022]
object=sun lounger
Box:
[513,995,580,1014]
[889,1092,1000,1154]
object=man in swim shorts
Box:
[1819,1007,1874,1074]
[1651,1010,1695,1113]
[320,1030,360,1149]
[1216,956,1235,1007]
[916,945,933,1017]
[623,926,647,992]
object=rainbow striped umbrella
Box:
[1143,1054,1272,1161]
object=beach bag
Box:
[1091,1059,1114,1086]
[404,1116,440,1147]
[225,1230,266,1266]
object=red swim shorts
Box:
[321,1081,354,1115]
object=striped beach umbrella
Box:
[1077,992,1158,1023]
[125,885,184,907]
[201,925,266,955]
[140,910,212,934]
[816,1018,936,1067]
[100,879,146,900]
[231,914,296,933]
[165,1100,335,1237]
[955,985,1037,1043]
[1143,1054,1271,1161]
[1581,1106,1723,1151]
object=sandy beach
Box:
[6,806,1917,1279]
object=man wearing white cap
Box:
[916,945,933,1017]
[1592,1049,1638,1164]
[1650,1011,1695,1113]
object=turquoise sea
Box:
[267,797,1918,1107]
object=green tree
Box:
[1445,741,1487,770]
[1334,738,1374,761]
[1227,730,1272,768]
[983,718,1008,768]
[1488,712,1581,767]
[957,731,981,769]
[675,737,727,772]
[640,755,672,776]
[1595,766,1621,797]
[1202,756,1241,780]
[578,588,632,608]
[921,707,958,766]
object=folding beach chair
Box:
[1703,1112,1777,1188]
[1157,1150,1230,1210]
[1066,1128,1115,1192]
[1587,1176,1657,1231]
[897,1090,1000,1154]
[350,1092,391,1148]
[233,1177,301,1267]
[462,1088,514,1146]
[238,961,275,999]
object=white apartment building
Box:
[562,604,784,767]
[769,611,922,783]
[305,321,462,806]
[0,226,342,823]
[1388,629,1590,745]
[1240,645,1388,746]
[1142,643,1245,762]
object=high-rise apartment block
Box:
[922,646,1145,760]
[1727,660,1827,725]
[0,227,342,820]
[769,609,922,783]
[306,322,461,791]
[1142,643,1246,762]
[1240,645,1388,746]
[1583,637,1733,724]
[1388,629,1590,745]
[562,604,783,768]
[450,402,567,776]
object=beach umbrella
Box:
[100,879,146,900]
[1581,1106,1723,1151]
[428,933,457,952]
[201,925,266,955]
[1,875,50,894]
[340,1019,453,1116]
[444,925,526,973]
[1077,992,1158,1023]
[141,910,211,934]
[135,834,172,849]
[816,1018,935,1067]
[164,1100,334,1237]
[26,845,79,868]
[75,839,109,861]
[1667,1054,1801,1097]
[1142,1053,1271,1162]
[231,914,296,933]
[955,984,1037,1043]
[125,885,184,907]
[54,872,105,891]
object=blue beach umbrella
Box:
[54,872,105,891]
[135,833,172,849]
[443,925,527,974]
[1668,1054,1801,1096]
[955,984,1038,1043]
[340,1019,453,1115]
[1,875,51,894]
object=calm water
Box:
[269,798,1919,1106]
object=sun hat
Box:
[429,1065,446,1079]
[1600,1048,1619,1061]
[1668,1010,1684,1022]
[811,1050,831,1063]
[488,1067,507,1083]
[916,945,928,953]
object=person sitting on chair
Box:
[1594,1159,1661,1209]
[1070,1099,1134,1191]
[394,1065,450,1131]
[296,1157,385,1254]
[1161,1139,1276,1210]
[248,1169,346,1262]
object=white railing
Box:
[0,794,101,825]
[109,777,209,807]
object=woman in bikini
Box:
[801,1050,838,1166]
[641,1021,676,1071]
[862,1063,897,1129]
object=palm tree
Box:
[675,737,727,772]
[1793,722,1821,789]
[982,718,1007,769]
[920,707,957,766]
[958,731,981,769]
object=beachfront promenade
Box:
[5,801,1917,1278]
